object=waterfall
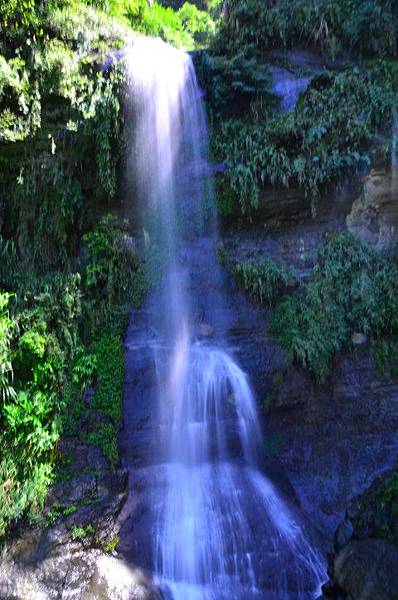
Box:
[125,37,326,599]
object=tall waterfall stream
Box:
[123,37,327,599]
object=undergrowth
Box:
[230,257,296,306]
[270,233,398,382]
[212,63,398,215]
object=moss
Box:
[103,533,119,553]
[262,371,284,414]
[70,523,94,541]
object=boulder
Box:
[333,518,354,552]
[334,539,398,600]
[0,550,161,600]
[347,169,398,252]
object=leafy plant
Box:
[103,533,119,553]
[0,293,15,402]
[78,334,124,470]
[376,470,398,540]
[231,257,296,306]
[84,214,140,306]
[213,63,398,215]
[270,233,398,382]
[70,523,94,541]
[216,0,398,60]
[72,349,97,391]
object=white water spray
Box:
[126,37,326,599]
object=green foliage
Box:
[106,0,216,49]
[0,293,15,402]
[83,214,140,306]
[0,2,127,271]
[72,349,98,391]
[63,321,125,471]
[177,2,215,46]
[0,55,38,143]
[3,391,60,463]
[16,272,83,362]
[91,335,124,423]
[85,423,118,469]
[45,502,78,528]
[270,233,398,382]
[376,470,398,540]
[213,62,398,214]
[0,270,85,535]
[231,257,296,306]
[13,154,83,271]
[0,236,18,291]
[0,215,140,535]
[195,49,272,115]
[80,334,124,469]
[62,326,126,474]
[217,0,398,60]
[0,458,53,535]
[70,523,94,541]
[103,533,119,553]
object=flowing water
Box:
[125,37,326,599]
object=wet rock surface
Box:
[268,353,398,534]
[0,546,161,600]
[320,464,398,599]
[220,170,398,538]
[347,168,398,251]
[0,432,161,600]
[5,166,398,597]
[332,539,398,599]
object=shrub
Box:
[376,470,398,540]
[76,333,125,470]
[83,214,141,307]
[0,292,15,402]
[231,257,296,306]
[270,233,398,382]
[216,0,398,60]
[213,63,398,214]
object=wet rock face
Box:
[0,475,161,600]
[221,169,398,538]
[221,180,359,280]
[347,168,398,252]
[0,483,162,600]
[320,465,398,600]
[268,348,398,535]
[0,548,161,600]
[333,540,398,600]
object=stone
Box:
[321,579,344,598]
[334,518,354,551]
[334,539,398,600]
[351,332,367,346]
[347,169,398,252]
[83,554,162,600]
[197,322,214,337]
[51,473,97,505]
[0,550,161,600]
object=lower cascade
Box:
[125,37,327,599]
